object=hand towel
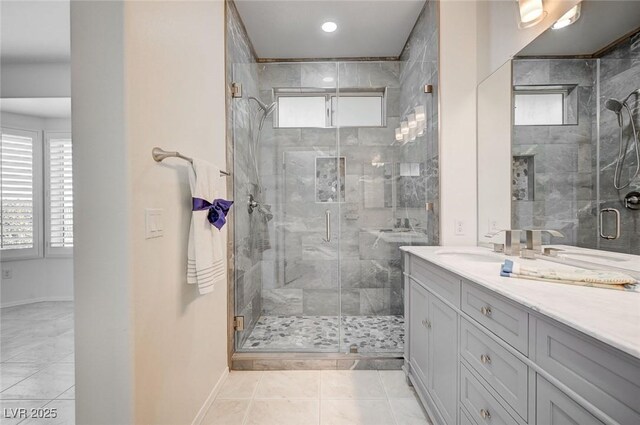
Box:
[187,159,226,294]
[500,259,639,291]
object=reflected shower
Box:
[604,89,640,190]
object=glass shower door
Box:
[233,62,342,352]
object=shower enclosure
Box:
[230,61,438,355]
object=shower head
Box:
[605,98,623,113]
[249,96,276,116]
[622,88,640,104]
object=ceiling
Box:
[234,0,426,59]
[0,0,70,63]
[518,1,640,57]
[0,98,71,118]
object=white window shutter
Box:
[1,131,35,250]
[48,136,73,250]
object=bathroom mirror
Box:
[477,0,640,255]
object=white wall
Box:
[0,62,71,98]
[125,1,228,423]
[71,1,132,423]
[439,0,478,245]
[71,1,228,423]
[0,111,73,307]
[477,61,512,245]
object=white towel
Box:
[187,159,225,294]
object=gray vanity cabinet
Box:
[536,377,604,425]
[408,278,458,425]
[409,280,430,387]
[403,251,640,425]
[428,294,458,425]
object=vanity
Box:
[402,246,640,425]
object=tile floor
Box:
[241,315,405,353]
[0,302,75,425]
[202,370,431,425]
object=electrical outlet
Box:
[2,269,13,280]
[455,220,465,236]
[488,219,499,233]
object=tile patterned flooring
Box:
[0,302,75,425]
[241,316,404,353]
[202,370,431,425]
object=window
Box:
[45,132,73,256]
[275,89,385,128]
[513,84,578,126]
[0,127,42,260]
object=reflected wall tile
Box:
[301,63,338,88]
[262,289,303,315]
[258,63,301,90]
[303,290,339,315]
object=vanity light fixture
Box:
[408,113,417,129]
[321,21,338,33]
[552,4,581,29]
[322,76,334,82]
[400,121,409,135]
[395,128,403,141]
[517,0,546,29]
[414,105,426,122]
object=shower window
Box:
[274,88,385,128]
[513,84,578,126]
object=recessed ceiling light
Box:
[322,21,337,33]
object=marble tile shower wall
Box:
[399,0,439,246]
[256,61,408,317]
[226,0,263,347]
[512,59,596,247]
[597,33,640,255]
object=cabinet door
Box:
[428,294,458,425]
[536,376,604,425]
[409,280,430,387]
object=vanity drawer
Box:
[460,363,520,425]
[536,376,604,425]
[462,283,528,355]
[460,318,528,421]
[410,256,461,307]
[533,317,640,425]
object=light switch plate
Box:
[455,220,465,236]
[145,209,164,239]
[2,269,12,280]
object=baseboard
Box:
[191,367,229,425]
[0,296,73,308]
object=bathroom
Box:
[0,0,638,424]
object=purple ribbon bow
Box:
[192,197,233,230]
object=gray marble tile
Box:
[262,289,303,316]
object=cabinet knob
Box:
[480,409,491,420]
[480,354,491,364]
[421,319,431,329]
[480,306,492,317]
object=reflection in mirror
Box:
[509,1,640,255]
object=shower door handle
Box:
[599,208,621,240]
[323,210,331,243]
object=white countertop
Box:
[400,245,640,360]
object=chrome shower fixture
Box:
[249,96,276,116]
[604,88,640,190]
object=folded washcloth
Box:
[187,159,229,295]
[500,260,638,291]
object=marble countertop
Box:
[400,245,640,360]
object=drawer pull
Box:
[421,319,431,329]
[479,409,491,420]
[480,354,491,364]
[480,306,492,317]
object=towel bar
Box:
[152,147,230,176]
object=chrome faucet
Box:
[521,229,564,258]
[485,230,522,256]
